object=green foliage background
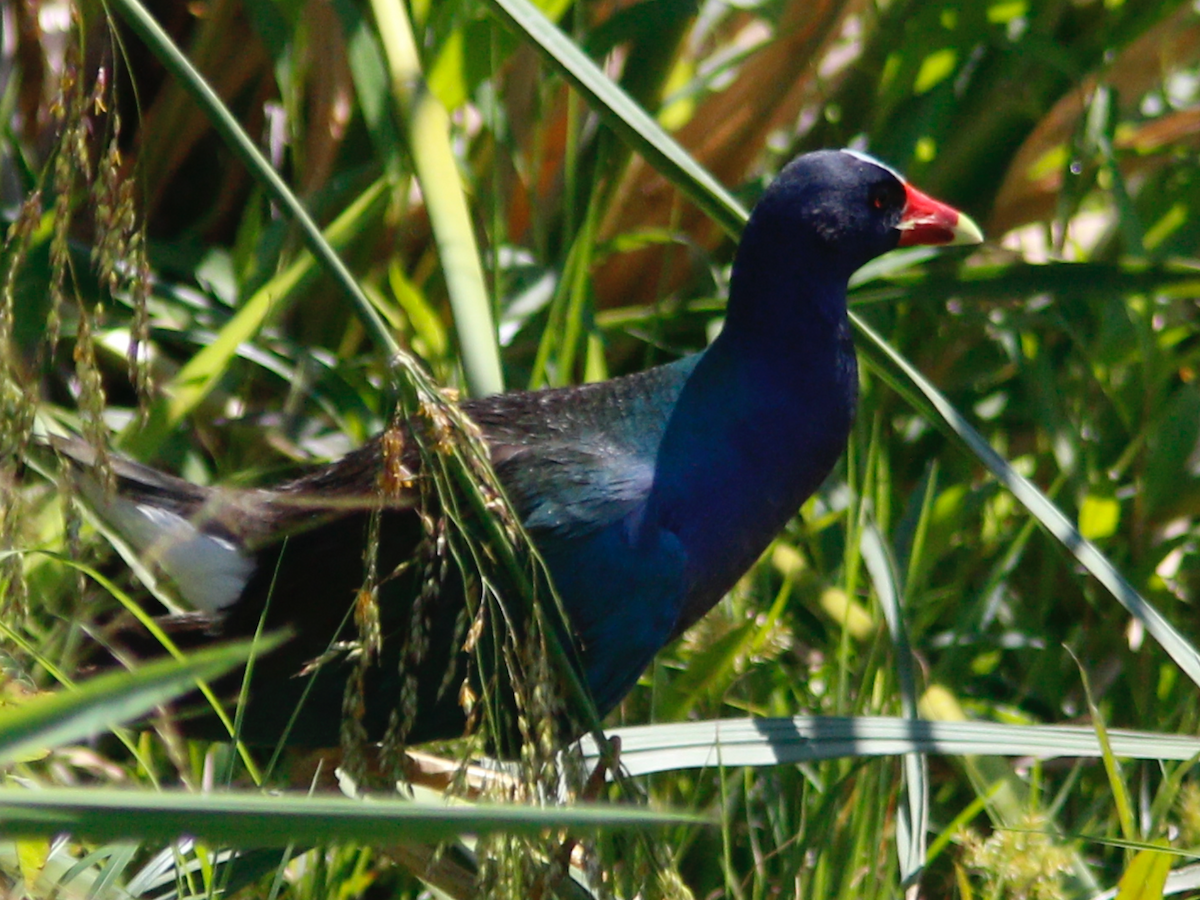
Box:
[5,0,1200,896]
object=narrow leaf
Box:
[0,788,697,847]
[0,640,273,766]
[1115,848,1172,900]
[583,716,1200,777]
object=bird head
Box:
[742,149,983,283]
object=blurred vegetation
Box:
[5,0,1200,896]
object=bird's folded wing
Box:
[493,441,656,541]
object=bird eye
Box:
[868,182,903,213]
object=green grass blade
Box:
[370,0,504,396]
[0,788,699,847]
[0,640,266,766]
[1073,649,1138,847]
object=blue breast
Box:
[473,301,858,713]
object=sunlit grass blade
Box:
[0,788,699,847]
[584,716,1200,778]
[1114,847,1172,900]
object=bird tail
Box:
[50,436,257,614]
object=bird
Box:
[57,149,982,752]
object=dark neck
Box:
[645,260,857,606]
[721,218,851,344]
